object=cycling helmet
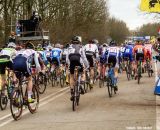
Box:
[65,43,70,48]
[8,42,16,48]
[25,42,35,49]
[103,43,108,47]
[92,39,99,44]
[109,40,117,46]
[71,36,81,44]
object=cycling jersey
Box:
[51,48,62,66]
[133,45,145,61]
[0,48,16,74]
[66,44,89,74]
[123,45,133,62]
[105,46,121,68]
[37,50,48,65]
[0,48,16,62]
[84,44,99,58]
[84,43,99,67]
[13,49,41,77]
[144,44,152,60]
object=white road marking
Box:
[0,88,69,127]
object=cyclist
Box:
[51,43,62,81]
[104,41,121,91]
[13,42,41,103]
[123,42,134,68]
[61,44,69,84]
[66,36,89,101]
[84,39,99,87]
[144,41,153,73]
[133,40,145,79]
[0,42,17,95]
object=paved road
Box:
[0,69,156,130]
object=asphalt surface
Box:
[0,69,157,130]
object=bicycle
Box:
[10,71,39,120]
[0,69,15,110]
[105,63,117,98]
[72,66,83,111]
[124,57,134,80]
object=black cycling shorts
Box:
[86,55,94,67]
[135,53,144,61]
[0,55,13,74]
[107,55,117,67]
[69,55,83,74]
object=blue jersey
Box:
[124,45,133,55]
[51,48,62,59]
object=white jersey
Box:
[84,44,99,58]
[0,48,17,61]
[107,46,120,57]
[120,47,125,53]
[16,49,41,71]
[62,48,68,56]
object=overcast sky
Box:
[108,0,156,30]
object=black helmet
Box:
[71,36,81,44]
[109,40,117,46]
[25,42,35,49]
[65,43,70,48]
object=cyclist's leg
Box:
[0,62,8,92]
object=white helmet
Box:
[8,42,16,48]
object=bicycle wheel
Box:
[28,85,39,114]
[51,71,56,87]
[137,68,141,84]
[37,74,47,94]
[99,76,104,88]
[107,78,112,97]
[72,86,77,111]
[60,71,65,88]
[10,88,23,120]
[0,85,8,110]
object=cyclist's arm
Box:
[34,52,41,72]
[81,48,89,69]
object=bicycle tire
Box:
[60,72,65,88]
[10,88,23,120]
[28,85,39,114]
[37,74,47,94]
[0,86,8,110]
[107,78,112,97]
[51,71,56,87]
[72,87,77,111]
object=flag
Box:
[140,0,160,12]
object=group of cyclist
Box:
[0,35,155,104]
